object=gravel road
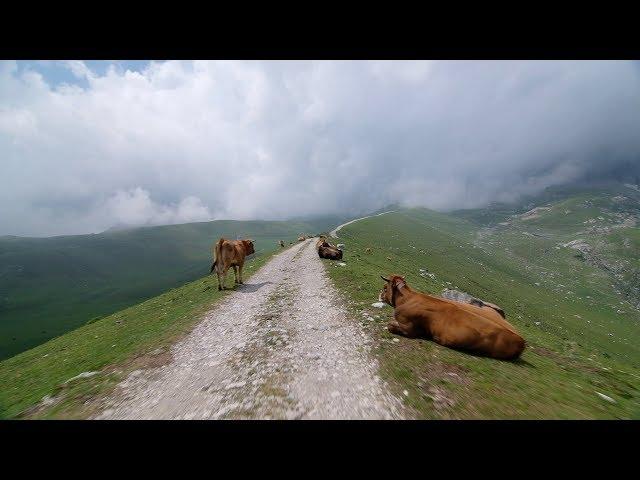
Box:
[94,239,403,419]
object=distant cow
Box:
[279,240,285,248]
[298,235,306,242]
[378,275,525,360]
[365,247,372,254]
[319,244,343,260]
[210,238,255,291]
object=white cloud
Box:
[1,60,639,236]
[65,60,94,80]
[104,187,212,227]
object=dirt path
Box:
[330,211,394,238]
[94,239,403,419]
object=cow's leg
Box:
[238,264,244,284]
[216,266,223,291]
[233,265,239,284]
[387,320,419,338]
[220,265,231,290]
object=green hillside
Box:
[325,186,640,418]
[3,184,639,419]
[0,250,279,419]
[0,217,343,360]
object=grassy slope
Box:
[3,186,639,419]
[325,207,640,419]
[0,217,343,360]
[0,248,280,419]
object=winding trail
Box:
[95,239,403,419]
[330,211,395,238]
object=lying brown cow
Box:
[210,238,255,291]
[298,235,306,242]
[315,236,327,250]
[319,244,343,260]
[379,275,525,360]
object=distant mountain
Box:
[102,223,139,233]
[452,181,640,311]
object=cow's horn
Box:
[381,275,390,282]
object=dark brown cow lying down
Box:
[210,237,255,291]
[316,237,343,259]
[379,275,525,360]
[315,236,327,250]
[318,242,343,260]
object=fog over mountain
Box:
[1,60,639,236]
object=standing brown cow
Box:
[210,238,255,291]
[379,275,525,360]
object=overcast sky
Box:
[1,60,639,237]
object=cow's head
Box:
[243,239,255,255]
[379,275,406,306]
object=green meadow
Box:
[2,185,639,419]
[0,247,284,419]
[324,194,640,418]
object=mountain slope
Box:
[3,184,639,419]
[324,187,640,418]
[0,216,345,360]
[0,251,279,419]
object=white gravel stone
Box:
[595,392,616,403]
[64,371,99,383]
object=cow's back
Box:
[400,292,524,359]
[429,292,516,334]
[216,239,245,268]
[232,241,248,266]
[430,302,523,359]
[453,300,518,334]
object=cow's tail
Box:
[211,238,224,274]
